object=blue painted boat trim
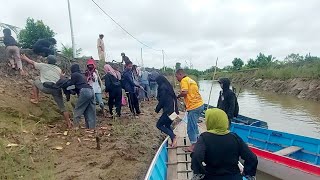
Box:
[144,136,169,180]
[231,123,320,166]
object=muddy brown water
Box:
[199,80,320,180]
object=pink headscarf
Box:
[104,64,121,80]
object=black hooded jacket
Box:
[217,78,239,119]
[66,64,91,94]
[155,75,179,115]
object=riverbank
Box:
[0,48,164,179]
[214,70,320,102]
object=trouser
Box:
[95,93,104,110]
[108,88,122,116]
[6,46,22,69]
[33,46,54,57]
[34,79,66,112]
[73,88,96,129]
[126,92,140,115]
[98,49,105,61]
[187,105,204,144]
[156,114,175,141]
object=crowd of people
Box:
[2,29,257,179]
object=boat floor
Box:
[167,122,193,180]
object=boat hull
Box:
[251,146,320,180]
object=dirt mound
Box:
[0,48,163,179]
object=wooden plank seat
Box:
[274,146,302,156]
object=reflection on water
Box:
[199,80,320,139]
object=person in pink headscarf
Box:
[104,64,122,117]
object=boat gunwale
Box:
[144,136,169,180]
[250,146,320,176]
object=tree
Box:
[247,58,256,68]
[61,44,82,58]
[175,62,181,70]
[18,18,55,48]
[232,58,244,70]
[284,53,304,63]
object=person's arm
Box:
[236,134,258,177]
[191,135,206,174]
[125,72,142,88]
[20,54,35,66]
[226,92,236,119]
[177,78,188,98]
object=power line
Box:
[91,0,162,52]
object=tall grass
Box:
[215,61,320,80]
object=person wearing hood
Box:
[68,64,96,129]
[20,54,71,128]
[122,61,143,117]
[2,28,26,76]
[191,108,258,180]
[104,64,122,117]
[155,75,179,147]
[33,37,56,57]
[217,78,239,126]
[85,58,106,117]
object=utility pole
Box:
[67,0,76,59]
[141,48,143,68]
[162,50,165,71]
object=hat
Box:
[47,55,57,65]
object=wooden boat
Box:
[145,119,320,180]
[231,123,320,180]
[203,104,268,129]
[145,121,247,180]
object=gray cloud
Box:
[1,0,320,69]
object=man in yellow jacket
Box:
[176,69,204,152]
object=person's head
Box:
[104,64,113,73]
[3,28,11,36]
[70,64,81,73]
[125,61,133,70]
[218,78,231,90]
[47,55,57,65]
[205,108,230,135]
[99,34,104,39]
[175,69,186,82]
[86,58,96,71]
[121,52,125,57]
[47,38,57,45]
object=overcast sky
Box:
[1,0,320,69]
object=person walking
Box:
[104,64,122,117]
[122,61,143,117]
[191,108,258,180]
[217,78,239,127]
[140,68,150,101]
[155,75,179,147]
[176,69,204,152]
[85,58,106,117]
[2,28,26,76]
[97,34,105,61]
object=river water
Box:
[199,80,320,180]
[199,80,320,139]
